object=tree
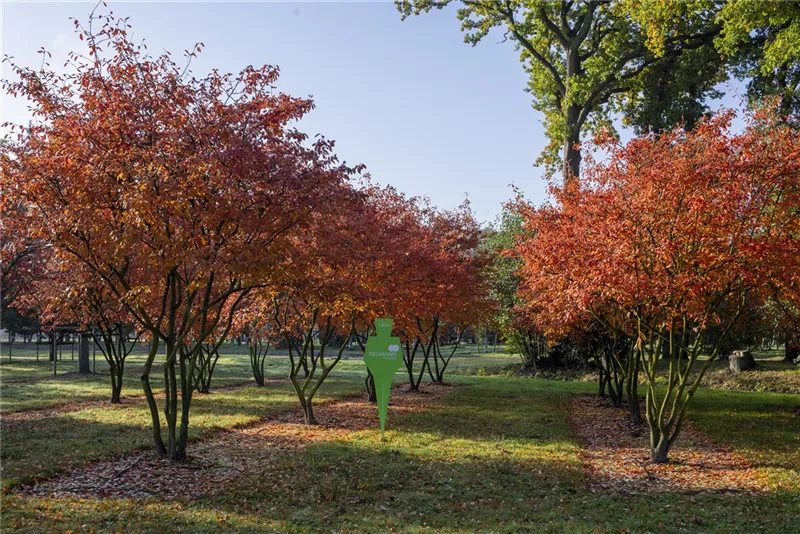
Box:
[10,242,142,402]
[481,208,542,366]
[397,0,723,179]
[237,299,275,387]
[1,12,360,459]
[384,199,492,387]
[628,0,800,127]
[515,110,800,463]
[263,184,375,424]
[717,0,800,127]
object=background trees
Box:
[398,0,724,178]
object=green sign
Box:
[363,318,403,439]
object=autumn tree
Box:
[426,205,493,382]
[387,200,493,386]
[262,184,375,424]
[10,245,141,402]
[398,0,724,178]
[236,298,275,387]
[1,12,360,459]
[515,110,800,463]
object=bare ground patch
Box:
[17,382,456,499]
[568,395,768,494]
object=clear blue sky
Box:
[1,1,744,224]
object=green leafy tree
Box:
[397,0,723,178]
[717,0,800,127]
[480,208,523,343]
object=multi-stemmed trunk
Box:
[138,272,246,461]
[194,343,221,394]
[431,329,463,384]
[250,340,269,386]
[92,324,140,405]
[285,309,355,425]
[593,327,640,424]
[641,306,741,464]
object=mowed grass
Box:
[0,342,516,491]
[2,377,799,533]
[689,388,800,492]
[1,342,799,532]
[0,342,515,413]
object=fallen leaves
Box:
[17,383,455,500]
[568,395,769,494]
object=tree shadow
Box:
[4,437,798,533]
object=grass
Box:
[0,342,516,413]
[688,388,800,492]
[1,342,799,532]
[515,349,800,395]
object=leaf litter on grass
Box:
[568,395,769,494]
[17,383,456,500]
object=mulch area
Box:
[17,382,456,500]
[567,395,768,494]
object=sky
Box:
[0,1,746,225]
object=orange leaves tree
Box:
[373,197,493,390]
[18,252,139,402]
[423,202,493,383]
[515,111,800,463]
[1,13,358,459]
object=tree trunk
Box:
[625,349,642,425]
[366,372,377,402]
[110,362,123,404]
[141,338,167,458]
[563,124,581,179]
[598,363,607,398]
[784,341,799,363]
[303,400,316,425]
[651,437,669,464]
[111,385,122,404]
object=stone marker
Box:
[729,350,756,373]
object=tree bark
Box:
[784,341,799,363]
[141,338,167,458]
[303,399,316,425]
[110,361,123,404]
[563,119,581,179]
[651,436,669,464]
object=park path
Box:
[17,382,456,499]
[567,395,768,494]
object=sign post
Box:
[363,318,403,439]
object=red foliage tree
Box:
[515,110,800,463]
[1,12,360,459]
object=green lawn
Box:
[1,343,799,532]
[0,342,515,413]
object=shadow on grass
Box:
[2,437,799,533]
[0,381,365,491]
[3,376,799,532]
[687,389,800,491]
